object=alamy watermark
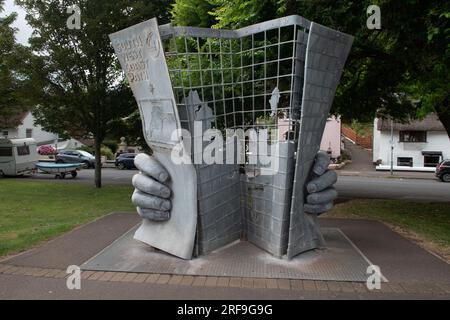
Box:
[366,265,382,290]
[169,124,281,176]
[367,5,381,30]
[66,265,81,290]
[66,5,81,30]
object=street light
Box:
[390,118,394,176]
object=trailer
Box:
[0,138,39,176]
[35,162,83,179]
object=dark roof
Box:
[78,138,95,147]
[0,110,29,129]
[377,113,446,131]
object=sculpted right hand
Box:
[132,153,172,222]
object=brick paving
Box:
[0,263,449,297]
[1,213,448,299]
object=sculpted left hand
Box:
[304,151,338,215]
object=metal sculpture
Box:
[109,16,353,260]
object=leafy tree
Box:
[208,0,279,29]
[0,0,31,127]
[172,0,450,137]
[18,0,172,187]
[172,0,215,27]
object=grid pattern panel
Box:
[287,23,354,258]
[161,23,310,256]
[158,17,353,259]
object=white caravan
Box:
[0,138,39,176]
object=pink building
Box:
[278,116,341,159]
[320,116,341,159]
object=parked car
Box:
[56,150,96,168]
[115,153,137,170]
[436,160,450,182]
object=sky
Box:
[1,0,34,45]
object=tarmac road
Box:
[5,167,137,185]
[336,176,450,203]
[4,168,450,203]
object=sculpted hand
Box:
[132,153,172,222]
[304,151,338,216]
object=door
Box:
[0,146,14,175]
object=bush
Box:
[341,149,352,161]
[103,140,118,154]
[77,145,95,155]
[38,145,56,155]
[101,146,114,160]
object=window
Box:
[0,147,13,157]
[424,155,441,168]
[26,129,33,138]
[397,157,413,167]
[17,145,30,156]
[399,131,427,142]
[2,131,8,137]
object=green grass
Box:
[2,181,449,262]
[0,180,135,257]
[326,199,450,260]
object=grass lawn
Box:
[2,180,449,263]
[326,199,450,261]
[0,180,135,258]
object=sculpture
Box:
[109,16,353,260]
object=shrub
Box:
[77,145,95,155]
[341,149,352,161]
[101,146,114,160]
[38,145,56,155]
[103,140,118,154]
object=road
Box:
[5,168,450,202]
[336,176,450,203]
[7,168,137,185]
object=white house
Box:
[0,111,85,150]
[1,111,57,144]
[373,114,450,172]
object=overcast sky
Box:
[1,0,33,45]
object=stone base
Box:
[81,226,380,282]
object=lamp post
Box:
[390,118,394,176]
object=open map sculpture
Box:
[109,16,353,260]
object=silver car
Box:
[56,150,96,168]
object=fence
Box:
[342,126,373,149]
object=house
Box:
[373,113,450,172]
[320,116,341,159]
[1,111,58,145]
[0,111,85,151]
[278,116,342,159]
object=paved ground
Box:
[336,176,450,202]
[342,139,375,172]
[338,170,438,180]
[0,213,449,300]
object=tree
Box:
[18,0,172,187]
[171,0,215,28]
[409,5,450,135]
[171,0,450,138]
[0,0,31,127]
